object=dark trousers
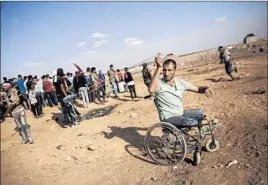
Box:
[96,85,106,101]
[101,82,106,96]
[45,91,58,107]
[41,92,47,107]
[145,82,152,99]
[88,86,96,103]
[31,103,38,117]
[128,85,137,100]
[35,92,43,115]
[0,104,5,120]
[225,62,235,80]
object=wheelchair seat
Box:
[153,99,204,128]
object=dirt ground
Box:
[1,54,267,185]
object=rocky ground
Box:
[1,54,267,185]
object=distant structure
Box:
[243,33,257,44]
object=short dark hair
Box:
[110,64,114,68]
[24,76,27,80]
[86,67,91,72]
[91,67,96,72]
[3,77,7,81]
[18,75,22,78]
[28,75,33,80]
[163,59,177,70]
[57,68,64,77]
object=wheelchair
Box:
[143,100,220,166]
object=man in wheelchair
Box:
[148,53,213,128]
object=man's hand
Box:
[155,52,163,68]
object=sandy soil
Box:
[1,55,267,185]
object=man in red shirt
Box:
[43,75,58,107]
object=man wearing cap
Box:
[218,46,238,81]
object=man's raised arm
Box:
[148,52,162,93]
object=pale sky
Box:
[1,2,267,79]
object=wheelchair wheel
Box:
[144,122,187,166]
[205,138,220,152]
[193,151,201,166]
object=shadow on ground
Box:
[101,125,196,166]
[101,125,155,164]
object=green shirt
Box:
[155,78,194,120]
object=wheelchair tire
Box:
[193,151,201,166]
[205,138,220,152]
[144,122,187,166]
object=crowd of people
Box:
[0,46,238,145]
[0,63,141,144]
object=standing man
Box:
[43,75,58,107]
[218,46,238,81]
[107,64,118,98]
[16,75,31,110]
[142,63,154,99]
[124,67,137,101]
[98,69,106,97]
[32,78,44,116]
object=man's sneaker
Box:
[27,139,34,144]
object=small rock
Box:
[56,145,63,150]
[226,159,238,168]
[172,166,178,171]
[119,110,123,113]
[130,113,138,118]
[77,133,83,137]
[255,151,261,157]
[87,147,95,151]
[246,74,250,77]
[165,173,171,176]
[71,155,78,160]
[151,177,157,181]
[212,165,217,168]
[244,164,250,168]
[66,156,71,161]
